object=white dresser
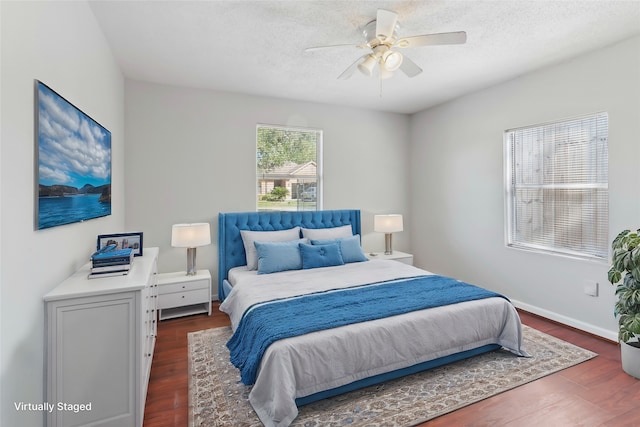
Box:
[43,247,159,427]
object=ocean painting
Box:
[37,81,111,230]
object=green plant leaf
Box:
[613,248,628,272]
[610,229,640,342]
[614,301,623,317]
[623,313,640,336]
[631,246,640,266]
[613,230,631,249]
[609,268,621,285]
[621,329,633,343]
[624,272,637,288]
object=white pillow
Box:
[301,225,353,240]
[240,227,301,270]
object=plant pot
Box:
[620,341,640,379]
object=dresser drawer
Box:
[159,279,209,294]
[158,288,209,309]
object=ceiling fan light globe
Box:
[382,50,403,71]
[358,55,377,77]
[379,67,394,80]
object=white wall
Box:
[0,2,124,426]
[124,80,411,295]
[410,36,640,341]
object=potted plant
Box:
[608,228,640,379]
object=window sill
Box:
[506,243,609,265]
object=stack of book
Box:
[89,246,134,279]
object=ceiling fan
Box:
[305,9,466,80]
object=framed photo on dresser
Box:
[97,232,143,256]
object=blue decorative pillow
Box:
[311,235,368,264]
[254,239,308,274]
[299,242,345,269]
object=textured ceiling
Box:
[89,0,640,114]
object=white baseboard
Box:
[511,299,618,342]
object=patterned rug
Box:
[188,325,596,427]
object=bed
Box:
[218,209,527,427]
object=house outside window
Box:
[256,125,322,211]
[504,112,608,260]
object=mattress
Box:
[227,265,255,286]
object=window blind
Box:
[505,113,609,259]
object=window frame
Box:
[504,112,609,261]
[255,124,323,212]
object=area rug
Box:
[188,325,596,427]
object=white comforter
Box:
[220,260,526,427]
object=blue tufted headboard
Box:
[217,209,361,300]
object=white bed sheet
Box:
[219,260,526,427]
[228,265,255,286]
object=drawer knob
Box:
[181,295,185,298]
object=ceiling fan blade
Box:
[304,44,366,53]
[399,55,422,78]
[375,9,398,40]
[337,55,369,80]
[395,31,467,48]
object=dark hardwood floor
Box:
[143,303,640,427]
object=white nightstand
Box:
[157,270,211,320]
[366,250,414,266]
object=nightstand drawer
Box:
[158,288,209,309]
[160,279,209,294]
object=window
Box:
[256,125,322,211]
[505,113,608,259]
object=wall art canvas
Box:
[36,81,111,230]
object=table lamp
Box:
[374,214,403,255]
[171,223,211,275]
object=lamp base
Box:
[384,233,393,255]
[186,247,197,275]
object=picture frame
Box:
[36,80,112,230]
[97,232,144,256]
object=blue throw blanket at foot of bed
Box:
[227,274,507,385]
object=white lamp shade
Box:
[374,214,403,233]
[358,55,377,77]
[379,66,394,80]
[171,223,211,248]
[382,50,403,71]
